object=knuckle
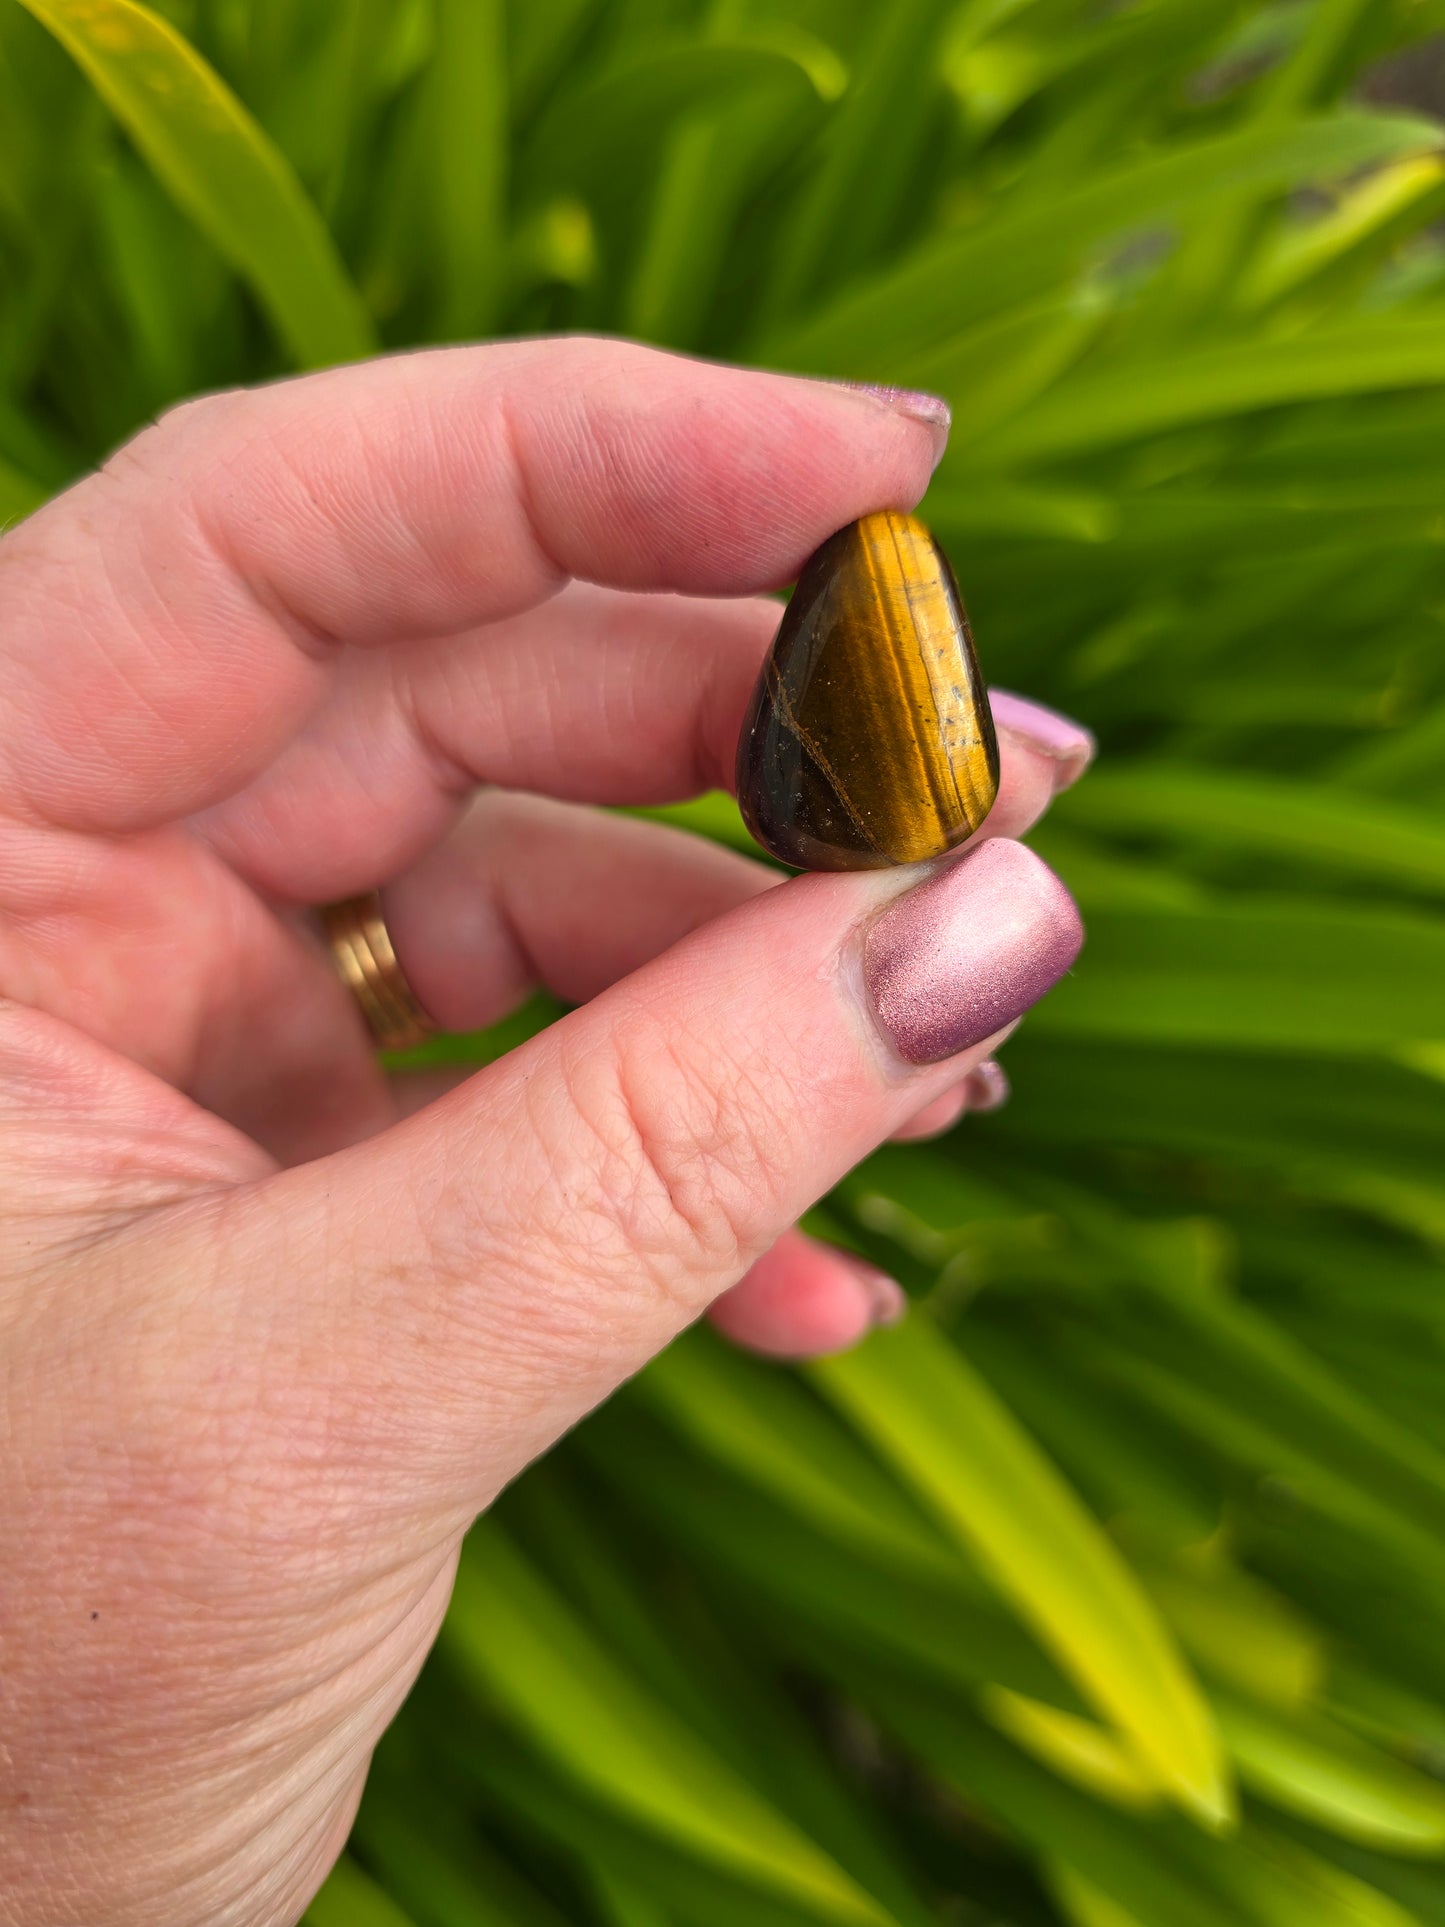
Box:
[98,389,233,487]
[555,1013,788,1307]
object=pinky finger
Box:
[707,1229,905,1360]
[889,1054,1010,1142]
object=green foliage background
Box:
[5,0,1445,1920]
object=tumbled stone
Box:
[736,510,999,870]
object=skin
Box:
[0,339,1088,1927]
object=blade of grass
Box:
[594,1869,671,1927]
[424,0,507,337]
[981,1687,1165,1811]
[354,1768,575,1927]
[1215,1694,1445,1854]
[811,1316,1233,1826]
[764,110,1436,370]
[444,1524,896,1925]
[1238,155,1445,311]
[0,451,45,523]
[971,315,1445,466]
[1028,898,1445,1054]
[15,0,374,366]
[585,1405,1077,1707]
[858,1675,1248,1927]
[525,38,821,191]
[1057,766,1445,898]
[456,1720,879,1927]
[640,1333,958,1578]
[757,0,954,325]
[302,1857,417,1927]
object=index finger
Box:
[0,340,944,833]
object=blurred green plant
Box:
[5,0,1445,1920]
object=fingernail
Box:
[863,839,1083,1067]
[990,689,1096,792]
[844,382,951,468]
[834,1252,908,1329]
[964,1058,1010,1113]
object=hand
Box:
[0,340,1088,1926]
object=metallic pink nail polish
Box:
[850,383,952,430]
[863,839,1083,1066]
[964,1058,1010,1113]
[990,689,1096,792]
[841,382,951,467]
[832,1251,908,1328]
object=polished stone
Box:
[736,510,999,869]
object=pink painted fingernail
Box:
[964,1058,1010,1113]
[843,382,951,468]
[833,1252,908,1329]
[990,689,1096,792]
[863,839,1083,1066]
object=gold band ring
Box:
[320,891,436,1052]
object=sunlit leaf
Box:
[14,0,374,366]
[811,1317,1232,1826]
[982,1688,1163,1811]
[1216,1695,1445,1854]
[974,315,1445,466]
[766,111,1436,370]
[444,1526,895,1925]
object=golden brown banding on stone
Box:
[735,510,999,870]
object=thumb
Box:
[228,837,1081,1509]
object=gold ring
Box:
[320,891,436,1052]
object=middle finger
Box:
[196,583,1094,905]
[195,583,777,901]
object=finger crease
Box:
[188,485,344,666]
[494,391,569,592]
[391,660,479,802]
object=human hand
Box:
[0,340,1088,1925]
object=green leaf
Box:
[982,1687,1164,1810]
[458,1720,872,1927]
[621,22,843,347]
[1238,155,1445,310]
[1136,1555,1324,1711]
[973,314,1445,467]
[1170,1822,1428,1927]
[927,477,1120,543]
[443,1524,895,1925]
[765,111,1436,370]
[587,1404,1075,1708]
[640,1333,957,1578]
[0,450,45,522]
[424,0,507,336]
[757,0,954,325]
[593,1869,672,1927]
[1108,1285,1445,1548]
[1215,1695,1445,1854]
[988,1038,1445,1231]
[526,39,822,191]
[355,1764,576,1927]
[1049,1862,1150,1927]
[859,1679,1246,1927]
[14,0,375,366]
[1028,899,1445,1054]
[810,1316,1232,1827]
[303,1857,417,1927]
[1057,766,1445,899]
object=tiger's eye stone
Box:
[735,510,999,870]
